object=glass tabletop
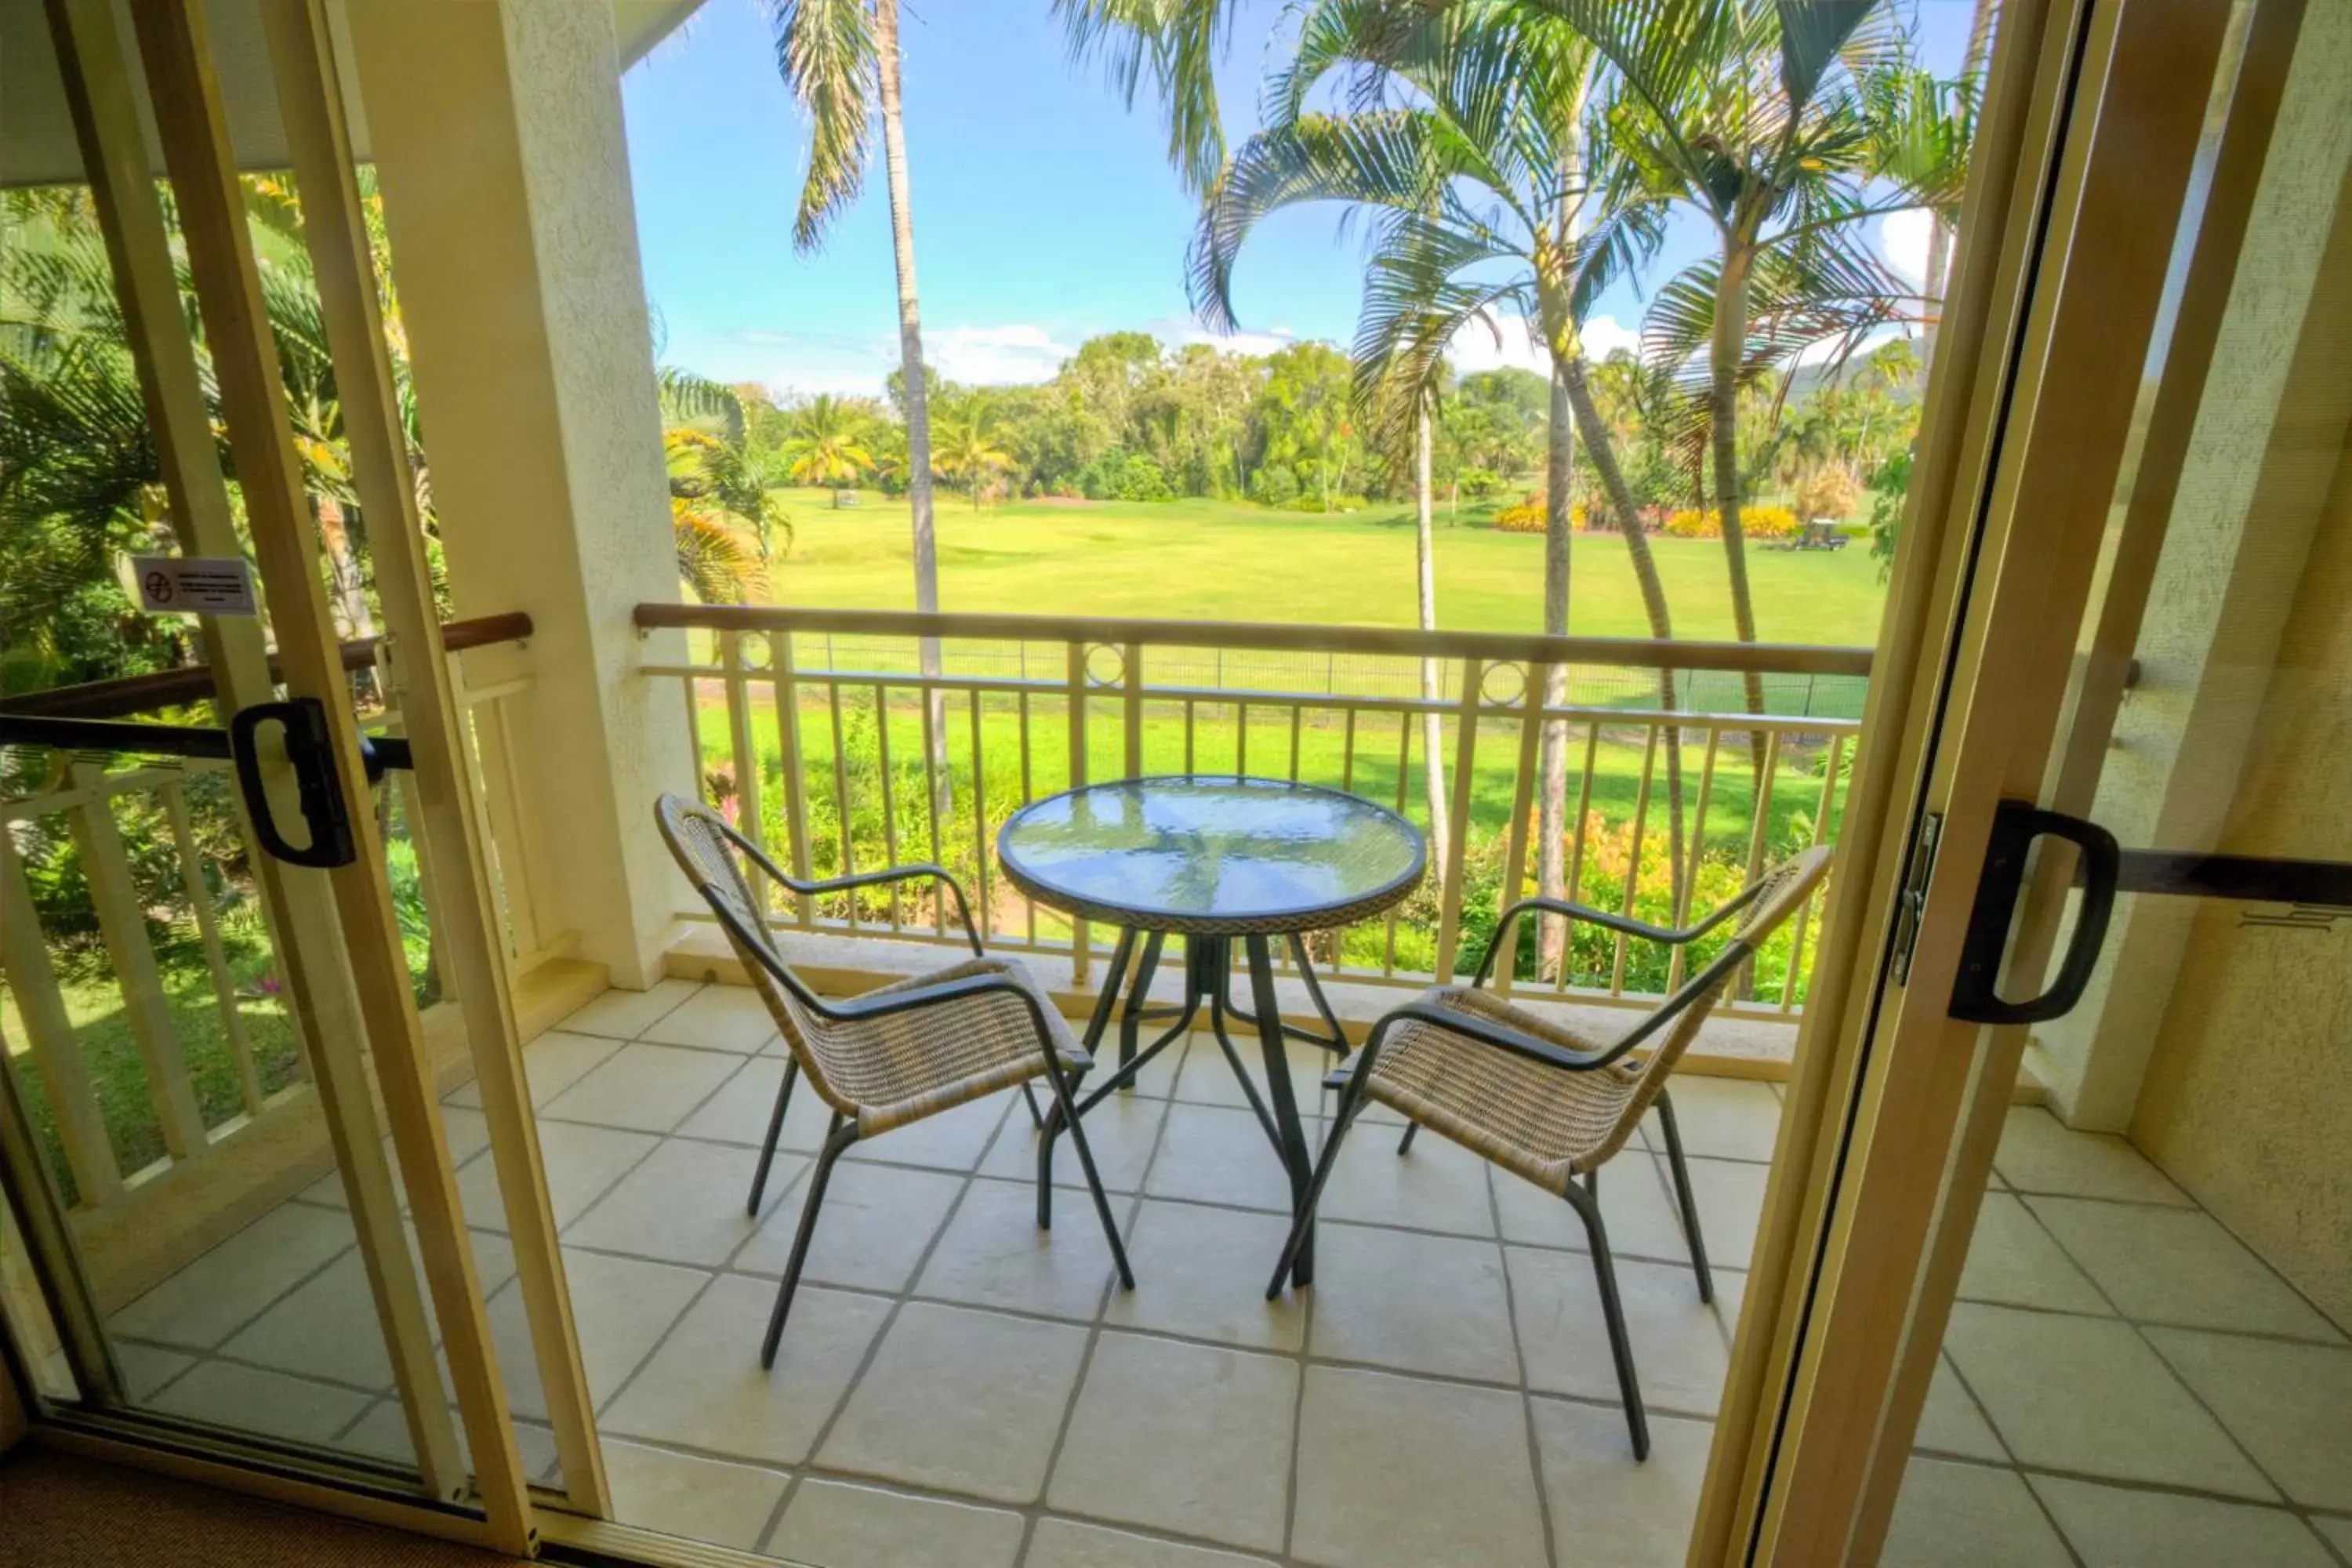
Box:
[996,775,1427,935]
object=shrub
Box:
[1247,464,1301,507]
[1076,448,1174,502]
[1661,504,1801,540]
[1490,495,1587,533]
[1795,463,1860,521]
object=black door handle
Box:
[229,699,357,869]
[1949,801,2121,1025]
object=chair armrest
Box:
[827,971,1056,1042]
[1470,885,1762,987]
[732,829,982,955]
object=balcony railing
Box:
[637,604,1867,1021]
[0,615,541,1302]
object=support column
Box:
[347,0,693,989]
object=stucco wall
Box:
[2130,447,2352,1331]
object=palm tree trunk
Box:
[315,496,377,704]
[1560,357,1689,912]
[1534,364,1574,981]
[1414,404,1449,885]
[1711,241,1769,778]
[875,0,950,818]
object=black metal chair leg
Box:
[1563,1177,1650,1461]
[748,1057,800,1216]
[1047,1066,1135,1290]
[1036,1092,1063,1230]
[1019,1081,1044,1129]
[1653,1089,1715,1303]
[1265,1075,1369,1300]
[762,1113,856,1368]
[1396,1120,1420,1156]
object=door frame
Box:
[1692,1,2304,1563]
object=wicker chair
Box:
[657,794,1134,1367]
[1266,846,1835,1460]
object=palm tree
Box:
[1533,0,1969,748]
[781,392,875,499]
[765,0,1235,813]
[1194,0,1691,973]
[932,405,1016,507]
[660,368,788,601]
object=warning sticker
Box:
[131,555,259,617]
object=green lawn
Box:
[765,488,1889,646]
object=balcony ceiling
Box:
[1,0,702,190]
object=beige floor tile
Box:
[109,1203,356,1350]
[1681,1156,1769,1272]
[220,1249,399,1392]
[300,1112,492,1210]
[735,1160,964,1293]
[2028,1197,2342,1341]
[1084,1025,1186,1098]
[1491,1155,1697,1265]
[1307,1223,1519,1383]
[1291,1366,1548,1568]
[770,1479,1024,1568]
[566,1136,787,1267]
[2029,1475,2338,1568]
[1882,1459,2071,1568]
[1509,1249,1726,1417]
[1316,1122,1496,1237]
[541,1043,745,1134]
[1913,1355,2005,1461]
[677,1055,837,1151]
[1530,1397,1712,1566]
[1025,1518,1276,1568]
[1048,1331,1297,1551]
[636,982,779,1054]
[818,1301,1089,1504]
[1957,1192,2111,1314]
[556,979,702,1040]
[601,1439,789,1553]
[913,1177,1121,1320]
[1105,1200,1305,1352]
[488,1248,705,1420]
[448,1029,621,1111]
[2146,1327,2352,1510]
[1993,1107,2190,1205]
[1144,1103,1305,1213]
[1943,1303,2274,1497]
[601,1276,889,1464]
[149,1360,372,1446]
[463,1120,657,1232]
[977,1091,1168,1193]
[1644,1076,1782,1163]
[844,1091,1014,1174]
[114,1341,196,1402]
[1173,1031,1340,1117]
[2310,1514,2352,1559]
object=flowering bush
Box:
[1661,504,1801,540]
[1490,497,1588,533]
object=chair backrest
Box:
[655,793,860,1118]
[1601,844,1836,1154]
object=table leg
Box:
[1243,934,1316,1287]
[1119,931,1166,1073]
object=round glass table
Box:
[996,776,1427,1286]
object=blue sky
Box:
[620,0,1974,397]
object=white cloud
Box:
[924,323,1077,385]
[1445,310,1639,377]
[1881,207,1937,291]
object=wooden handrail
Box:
[634,602,1875,677]
[0,612,534,722]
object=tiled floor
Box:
[98,982,2351,1567]
[1883,1105,2352,1568]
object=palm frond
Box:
[1055,0,1244,194]
[762,0,877,252]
